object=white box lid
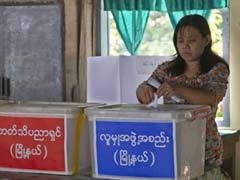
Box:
[85,104,211,122]
[0,102,100,115]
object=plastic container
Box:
[85,104,210,180]
[0,102,101,175]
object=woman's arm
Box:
[175,85,217,106]
[155,82,216,106]
[156,63,229,106]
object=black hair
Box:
[167,14,229,76]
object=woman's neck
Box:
[184,62,200,78]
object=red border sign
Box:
[0,114,65,172]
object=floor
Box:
[0,171,102,180]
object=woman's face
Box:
[176,26,210,64]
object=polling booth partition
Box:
[87,56,174,104]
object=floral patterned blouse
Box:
[150,61,229,170]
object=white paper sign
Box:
[135,56,172,74]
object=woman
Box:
[136,14,230,180]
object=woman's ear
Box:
[205,35,211,46]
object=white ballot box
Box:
[0,101,100,175]
[85,104,210,180]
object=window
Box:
[109,10,226,57]
[98,7,230,127]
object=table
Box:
[0,171,100,180]
[0,130,239,180]
[220,129,240,180]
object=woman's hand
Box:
[156,82,176,99]
[136,83,155,104]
